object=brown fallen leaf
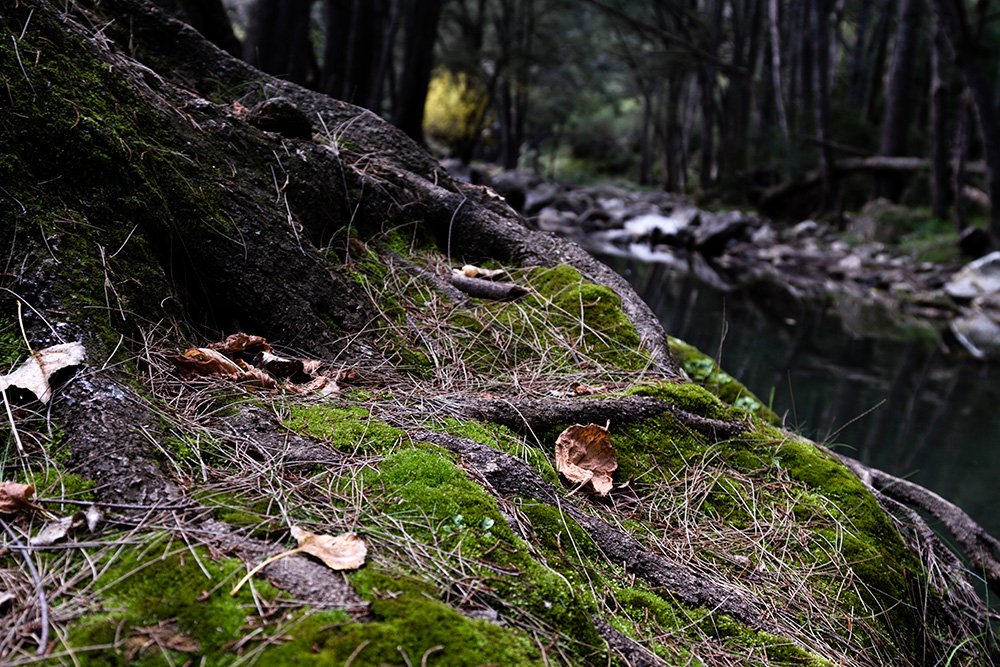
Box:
[210,332,272,357]
[285,375,340,396]
[0,481,36,515]
[0,342,86,404]
[290,526,367,570]
[256,350,304,379]
[554,423,618,496]
[167,348,276,388]
[29,504,104,546]
[230,527,366,595]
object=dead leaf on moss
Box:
[230,526,366,595]
[290,526,367,570]
[554,423,618,495]
[29,516,73,546]
[0,341,86,404]
[29,504,104,546]
[257,350,304,379]
[286,375,340,396]
[167,348,277,388]
[0,482,36,515]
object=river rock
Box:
[693,210,753,256]
[945,251,1000,301]
[949,291,1000,357]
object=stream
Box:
[600,253,1000,540]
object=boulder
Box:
[945,251,1000,301]
[693,210,754,256]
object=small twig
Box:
[0,518,49,655]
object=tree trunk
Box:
[244,0,317,87]
[175,0,241,56]
[930,0,1000,241]
[392,0,445,142]
[768,0,790,143]
[876,0,924,200]
[321,0,352,98]
[929,21,950,219]
[812,0,837,213]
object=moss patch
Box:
[64,536,276,666]
[283,404,405,454]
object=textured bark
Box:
[930,0,1000,241]
[876,0,924,200]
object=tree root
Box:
[833,450,1000,601]
[417,430,773,631]
[460,394,748,440]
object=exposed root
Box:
[834,449,1000,599]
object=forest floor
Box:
[0,1,998,666]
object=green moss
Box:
[196,489,283,538]
[283,404,405,453]
[256,592,543,666]
[64,536,277,665]
[432,416,559,484]
[449,265,651,373]
[367,447,606,658]
[668,337,780,424]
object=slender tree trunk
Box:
[929,22,950,219]
[931,0,1000,240]
[846,1,872,105]
[176,0,242,56]
[639,89,655,186]
[392,0,445,142]
[812,0,836,212]
[322,0,352,99]
[876,0,925,200]
[952,90,971,230]
[244,0,317,87]
[663,73,683,192]
[768,0,790,143]
[864,0,894,123]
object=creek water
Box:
[599,253,1000,540]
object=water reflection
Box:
[603,255,1000,539]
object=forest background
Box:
[164,0,1000,247]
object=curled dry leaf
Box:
[0,341,86,404]
[256,350,304,379]
[29,504,104,546]
[554,423,618,496]
[456,264,507,280]
[210,332,272,357]
[290,526,367,570]
[0,481,36,515]
[230,525,366,595]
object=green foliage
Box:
[423,69,490,158]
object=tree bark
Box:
[929,21,950,219]
[929,0,1000,241]
[876,0,924,200]
[812,0,836,213]
[392,0,445,142]
[244,0,317,87]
